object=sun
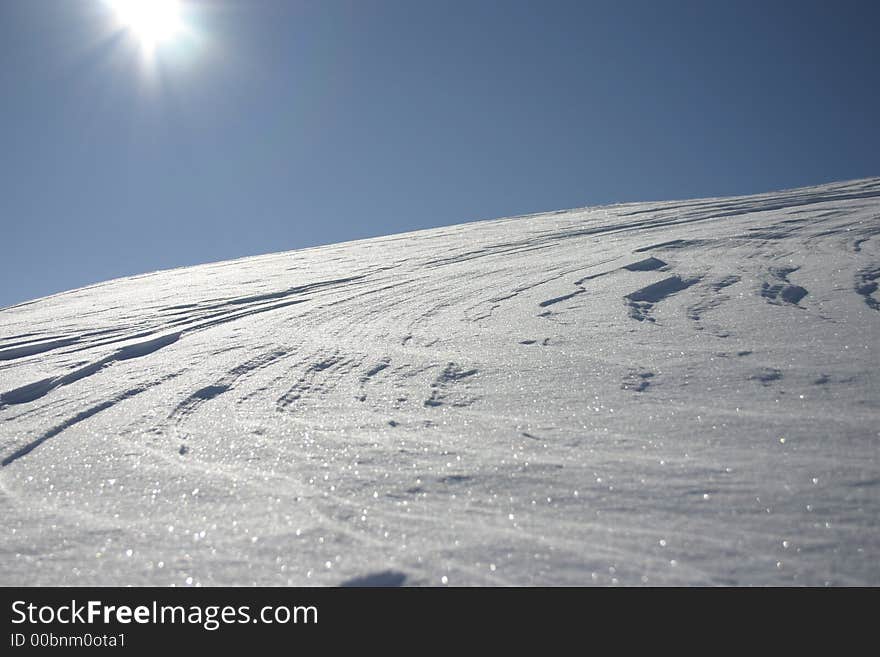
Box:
[107,0,183,49]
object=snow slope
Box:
[1,178,879,586]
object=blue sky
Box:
[1,0,878,308]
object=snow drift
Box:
[1,177,879,585]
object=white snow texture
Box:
[1,177,879,586]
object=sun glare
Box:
[107,0,183,49]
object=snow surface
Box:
[1,177,879,586]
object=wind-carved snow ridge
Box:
[1,177,879,586]
[0,332,181,407]
[760,267,809,306]
[855,266,880,310]
[625,275,702,322]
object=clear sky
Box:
[1,1,878,309]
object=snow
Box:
[1,177,878,586]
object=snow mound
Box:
[1,177,879,585]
